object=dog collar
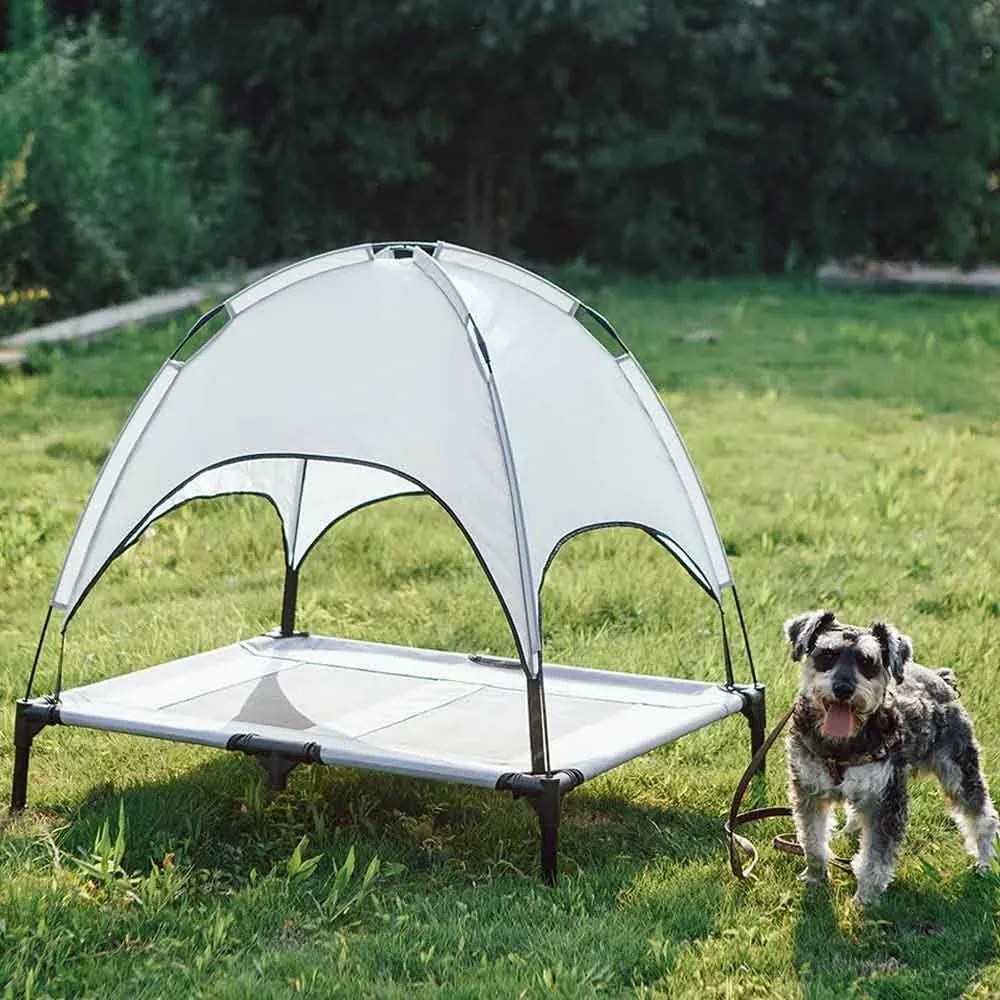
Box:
[822,731,901,785]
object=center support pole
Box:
[280,565,299,637]
[526,675,547,774]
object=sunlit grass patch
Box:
[2,278,1000,996]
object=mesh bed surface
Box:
[42,634,745,787]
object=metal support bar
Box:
[719,610,735,688]
[526,676,547,773]
[280,566,299,637]
[10,700,56,813]
[734,684,767,776]
[731,586,758,686]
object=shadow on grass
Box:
[22,749,733,881]
[20,750,998,994]
[2,744,731,906]
[792,864,997,998]
[2,749,735,990]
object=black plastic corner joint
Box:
[259,752,299,792]
[14,699,56,746]
[225,734,322,791]
[495,768,583,799]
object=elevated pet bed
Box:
[12,242,763,882]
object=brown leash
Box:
[726,703,853,878]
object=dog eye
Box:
[858,656,880,678]
[812,651,835,671]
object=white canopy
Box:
[51,242,733,675]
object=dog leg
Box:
[791,789,832,883]
[851,771,908,906]
[934,743,999,873]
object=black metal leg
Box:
[739,684,767,776]
[10,700,48,814]
[533,777,562,885]
[10,744,30,813]
[496,770,582,885]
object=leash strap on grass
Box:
[725,703,852,878]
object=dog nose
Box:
[832,679,854,701]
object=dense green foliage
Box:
[139,0,1000,272]
[3,279,1000,995]
[0,7,255,326]
[1,0,999,315]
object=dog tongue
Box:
[822,703,854,739]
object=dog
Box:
[784,609,998,905]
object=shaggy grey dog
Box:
[784,609,998,905]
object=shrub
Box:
[0,19,258,317]
[0,134,50,332]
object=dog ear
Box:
[783,609,837,661]
[870,621,907,682]
[898,633,914,667]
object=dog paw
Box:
[798,867,827,884]
[852,880,889,906]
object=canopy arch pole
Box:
[719,606,735,689]
[526,675,550,774]
[280,568,299,637]
[169,303,226,360]
[412,250,542,665]
[573,301,630,354]
[23,606,54,701]
[413,248,548,771]
[731,586,758,686]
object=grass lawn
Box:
[2,274,999,998]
